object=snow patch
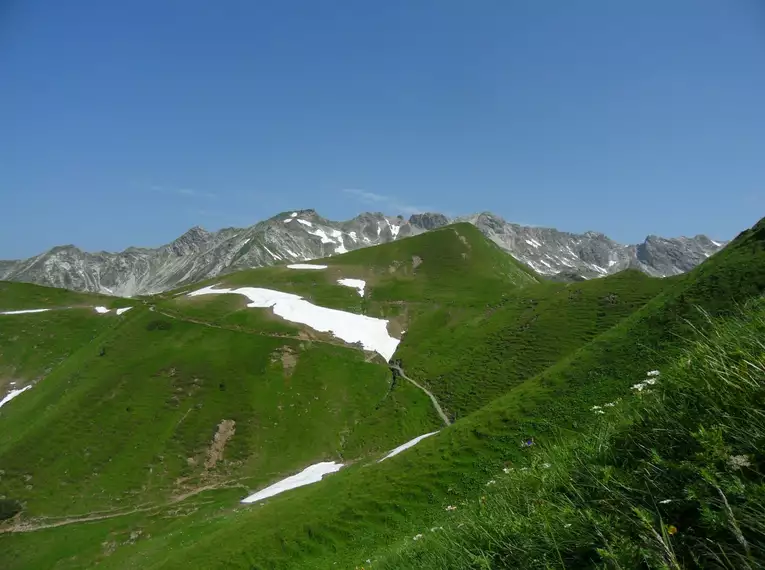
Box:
[0,385,32,410]
[291,212,298,217]
[711,240,722,247]
[286,264,327,270]
[94,306,110,314]
[337,278,366,297]
[608,259,617,267]
[307,228,335,244]
[188,285,400,360]
[116,307,133,316]
[335,242,348,254]
[284,248,299,258]
[348,231,358,242]
[379,432,439,462]
[525,239,540,248]
[297,219,313,227]
[386,219,400,238]
[263,246,282,260]
[241,461,343,504]
[0,308,51,315]
[284,218,293,223]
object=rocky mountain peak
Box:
[409,212,450,230]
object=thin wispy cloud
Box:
[151,185,218,200]
[342,188,432,216]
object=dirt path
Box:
[390,364,451,426]
[0,480,250,534]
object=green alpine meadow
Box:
[1,218,764,570]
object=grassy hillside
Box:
[377,297,765,568]
[1,218,763,570]
[0,306,437,519]
[0,282,133,393]
[397,269,673,418]
[0,281,125,311]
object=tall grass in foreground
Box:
[374,299,765,569]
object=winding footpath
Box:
[389,364,451,426]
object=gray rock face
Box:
[0,209,726,296]
[458,212,725,280]
[408,213,449,231]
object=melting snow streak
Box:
[241,461,343,503]
[337,278,366,297]
[0,308,51,315]
[379,432,439,462]
[287,264,327,270]
[0,385,32,410]
[188,285,400,359]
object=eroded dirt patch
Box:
[271,345,298,377]
[412,255,423,269]
[204,419,236,470]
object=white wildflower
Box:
[659,499,673,504]
[413,533,423,541]
[564,523,572,528]
[503,467,512,474]
[728,455,751,469]
[542,463,551,469]
[646,370,660,377]
[430,526,443,532]
[643,378,657,386]
[591,405,602,411]
[486,479,496,486]
[604,402,616,407]
[445,505,457,511]
[632,382,648,391]
[594,409,605,414]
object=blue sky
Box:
[1,0,764,258]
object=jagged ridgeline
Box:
[0,217,762,570]
[0,209,724,296]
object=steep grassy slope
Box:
[377,298,765,568]
[0,282,133,392]
[0,281,124,311]
[3,218,762,570]
[0,305,436,519]
[397,269,673,418]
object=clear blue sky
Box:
[2,0,764,258]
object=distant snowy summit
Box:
[0,209,726,296]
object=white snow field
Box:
[94,306,110,314]
[337,278,366,297]
[0,385,32,410]
[0,308,51,315]
[286,264,328,270]
[379,431,440,462]
[188,285,400,360]
[115,307,133,315]
[241,461,344,504]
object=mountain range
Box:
[0,210,726,297]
